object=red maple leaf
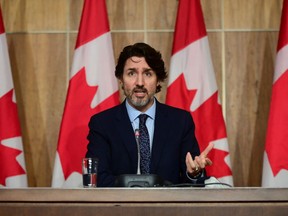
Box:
[166,74,197,110]
[205,148,230,177]
[0,144,25,185]
[57,68,119,179]
[265,70,288,176]
[0,90,25,185]
[166,74,232,178]
[0,90,21,139]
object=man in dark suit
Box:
[85,42,213,187]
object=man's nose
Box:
[135,74,144,86]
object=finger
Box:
[205,158,213,166]
[201,142,214,157]
[185,152,193,173]
[194,156,205,169]
[186,152,198,173]
[195,154,213,168]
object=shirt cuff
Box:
[186,170,204,181]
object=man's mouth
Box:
[133,88,147,97]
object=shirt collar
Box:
[126,98,156,122]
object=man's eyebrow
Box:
[126,67,136,71]
[143,68,153,72]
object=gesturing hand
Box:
[186,143,214,176]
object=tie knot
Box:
[139,114,148,124]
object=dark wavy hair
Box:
[115,42,168,93]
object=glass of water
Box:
[82,157,98,188]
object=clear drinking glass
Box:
[82,157,98,188]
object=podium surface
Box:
[0,187,288,216]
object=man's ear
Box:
[119,79,124,89]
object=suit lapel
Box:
[150,101,169,172]
[116,101,138,172]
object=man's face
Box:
[121,56,159,112]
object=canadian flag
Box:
[0,5,27,187]
[52,0,119,187]
[262,0,288,187]
[166,0,233,185]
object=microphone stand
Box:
[135,129,141,175]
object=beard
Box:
[124,85,155,109]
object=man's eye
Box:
[145,72,152,77]
[128,71,135,76]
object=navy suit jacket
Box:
[86,99,200,187]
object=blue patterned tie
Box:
[139,114,150,174]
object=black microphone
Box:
[135,129,140,174]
